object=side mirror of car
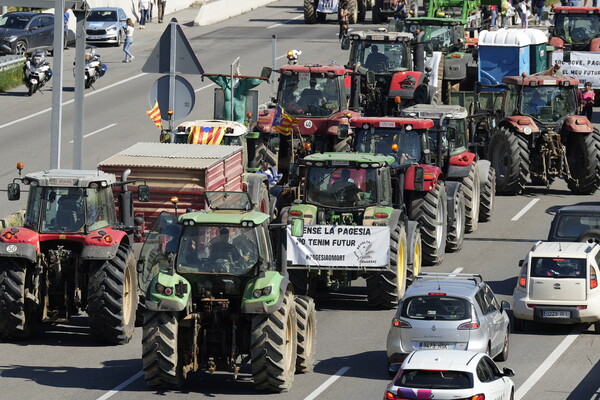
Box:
[518,259,524,267]
[500,300,511,311]
[29,25,39,31]
[502,367,515,377]
[7,183,20,201]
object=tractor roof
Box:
[405,17,463,25]
[179,209,270,226]
[349,30,414,42]
[351,116,435,129]
[302,152,395,165]
[502,75,580,87]
[401,104,469,120]
[177,120,248,137]
[24,169,117,187]
[279,64,351,76]
[553,6,600,13]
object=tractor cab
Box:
[346,30,415,73]
[402,18,467,54]
[550,7,600,51]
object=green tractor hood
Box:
[242,270,290,314]
[145,269,191,312]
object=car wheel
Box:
[495,329,509,361]
[15,40,28,56]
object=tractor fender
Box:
[145,270,191,312]
[256,107,276,133]
[389,71,425,99]
[444,53,472,81]
[288,203,318,225]
[502,117,540,134]
[590,38,600,52]
[475,159,491,188]
[404,164,443,191]
[242,271,291,314]
[445,181,462,227]
[549,36,564,49]
[80,229,128,260]
[0,242,38,263]
[563,115,594,133]
[446,152,477,179]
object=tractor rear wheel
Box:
[406,220,422,285]
[304,0,317,23]
[462,163,481,233]
[366,218,408,308]
[88,245,137,344]
[142,310,185,388]
[409,182,448,266]
[489,127,529,195]
[294,295,317,373]
[446,185,466,253]
[0,258,39,340]
[348,0,359,23]
[251,291,297,392]
[479,167,496,222]
[566,129,600,195]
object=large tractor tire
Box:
[366,218,408,309]
[409,182,448,266]
[251,291,297,392]
[446,184,466,253]
[566,130,600,195]
[347,0,359,23]
[462,163,481,234]
[357,0,367,21]
[479,167,496,222]
[0,259,39,340]
[489,127,529,195]
[142,310,185,389]
[88,245,137,345]
[294,295,317,373]
[304,0,317,23]
[406,221,422,286]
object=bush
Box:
[0,64,24,93]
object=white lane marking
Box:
[194,83,216,93]
[267,14,303,29]
[511,198,540,221]
[68,123,116,143]
[451,267,464,274]
[0,73,147,131]
[304,366,351,400]
[96,370,144,400]
[514,325,582,400]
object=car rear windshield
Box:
[402,295,471,320]
[555,214,600,239]
[531,257,586,278]
[395,369,473,389]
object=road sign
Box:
[142,18,204,75]
[149,75,195,122]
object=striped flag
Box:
[188,126,226,145]
[272,105,298,136]
[147,100,162,129]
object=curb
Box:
[194,0,280,26]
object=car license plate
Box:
[542,310,570,318]
[419,342,449,350]
[87,35,101,39]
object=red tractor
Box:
[0,165,148,343]
[549,7,600,52]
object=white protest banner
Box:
[552,51,600,88]
[286,225,390,268]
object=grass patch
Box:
[0,64,24,93]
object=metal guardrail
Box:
[0,55,25,72]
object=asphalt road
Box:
[0,2,599,400]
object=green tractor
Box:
[138,191,316,392]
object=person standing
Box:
[156,0,167,23]
[123,18,135,62]
[339,1,350,41]
[581,82,595,121]
[533,0,544,25]
[63,8,70,49]
[139,0,150,29]
[517,0,528,29]
[148,0,154,22]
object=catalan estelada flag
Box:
[147,100,162,129]
[272,105,298,136]
[188,126,226,145]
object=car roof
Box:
[90,7,123,11]
[530,241,598,256]
[405,273,483,297]
[555,205,600,214]
[5,12,53,17]
[403,350,481,371]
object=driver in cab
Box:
[329,169,362,205]
[523,90,547,115]
[210,227,243,265]
[364,44,389,71]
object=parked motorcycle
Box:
[74,46,107,89]
[23,50,52,96]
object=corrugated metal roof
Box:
[98,143,244,170]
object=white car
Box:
[384,350,515,400]
[513,241,600,333]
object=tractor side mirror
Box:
[260,66,272,79]
[289,163,300,187]
[424,42,433,57]
[291,218,304,237]
[7,183,20,201]
[341,36,350,50]
[338,123,349,139]
[137,184,150,202]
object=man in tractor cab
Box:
[55,189,84,231]
[329,169,362,205]
[210,227,244,265]
[298,78,325,111]
[522,89,547,116]
[364,44,389,72]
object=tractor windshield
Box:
[520,85,577,123]
[278,74,341,117]
[24,186,115,233]
[176,225,260,275]
[554,13,600,45]
[423,25,455,52]
[305,166,379,208]
[355,128,424,166]
[350,40,410,72]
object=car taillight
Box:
[392,318,411,328]
[469,395,485,400]
[384,392,410,400]
[591,268,598,289]
[519,269,527,288]
[458,321,480,330]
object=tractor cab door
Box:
[137,211,180,295]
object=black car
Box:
[548,205,600,242]
[0,12,55,56]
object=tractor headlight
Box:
[523,126,532,135]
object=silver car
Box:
[386,272,510,374]
[85,8,127,46]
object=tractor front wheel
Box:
[566,130,600,195]
[446,185,466,253]
[409,182,448,266]
[295,295,317,373]
[479,167,496,222]
[462,163,481,233]
[304,0,317,23]
[347,0,359,23]
[489,127,529,195]
[0,258,39,340]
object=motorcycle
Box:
[74,46,107,89]
[23,50,52,96]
